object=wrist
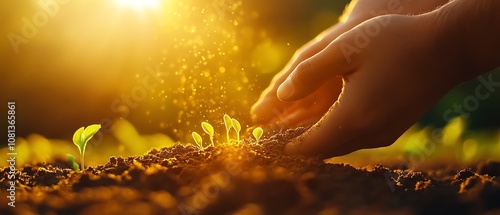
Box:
[412,12,474,86]
[426,0,500,80]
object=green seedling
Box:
[66,154,79,171]
[72,124,101,170]
[201,122,215,147]
[192,131,203,150]
[252,127,263,144]
[223,114,232,145]
[231,118,241,143]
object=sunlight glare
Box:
[115,0,160,10]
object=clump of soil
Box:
[1,128,500,215]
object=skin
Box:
[251,0,449,128]
[251,0,500,158]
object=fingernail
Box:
[277,78,294,100]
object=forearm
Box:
[431,0,500,78]
[341,0,450,23]
[314,0,450,50]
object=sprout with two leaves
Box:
[70,124,101,171]
[192,131,204,150]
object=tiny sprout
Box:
[72,124,101,170]
[192,132,203,150]
[201,122,215,147]
[223,114,232,145]
[252,127,263,144]
[231,118,241,143]
[66,154,79,171]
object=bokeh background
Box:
[1,0,499,168]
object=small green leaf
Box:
[201,122,214,137]
[231,118,241,143]
[72,127,85,154]
[223,114,232,130]
[82,124,102,147]
[66,154,80,171]
[231,118,241,132]
[252,127,263,143]
[192,132,203,149]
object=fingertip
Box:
[251,103,273,125]
[250,102,261,118]
[277,78,295,101]
[251,98,290,126]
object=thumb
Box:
[277,37,355,101]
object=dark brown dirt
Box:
[1,127,500,215]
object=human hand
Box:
[251,0,449,128]
[281,13,476,158]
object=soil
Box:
[1,127,500,215]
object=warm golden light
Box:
[115,0,161,10]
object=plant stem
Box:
[210,136,214,147]
[226,131,230,145]
[81,153,85,171]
